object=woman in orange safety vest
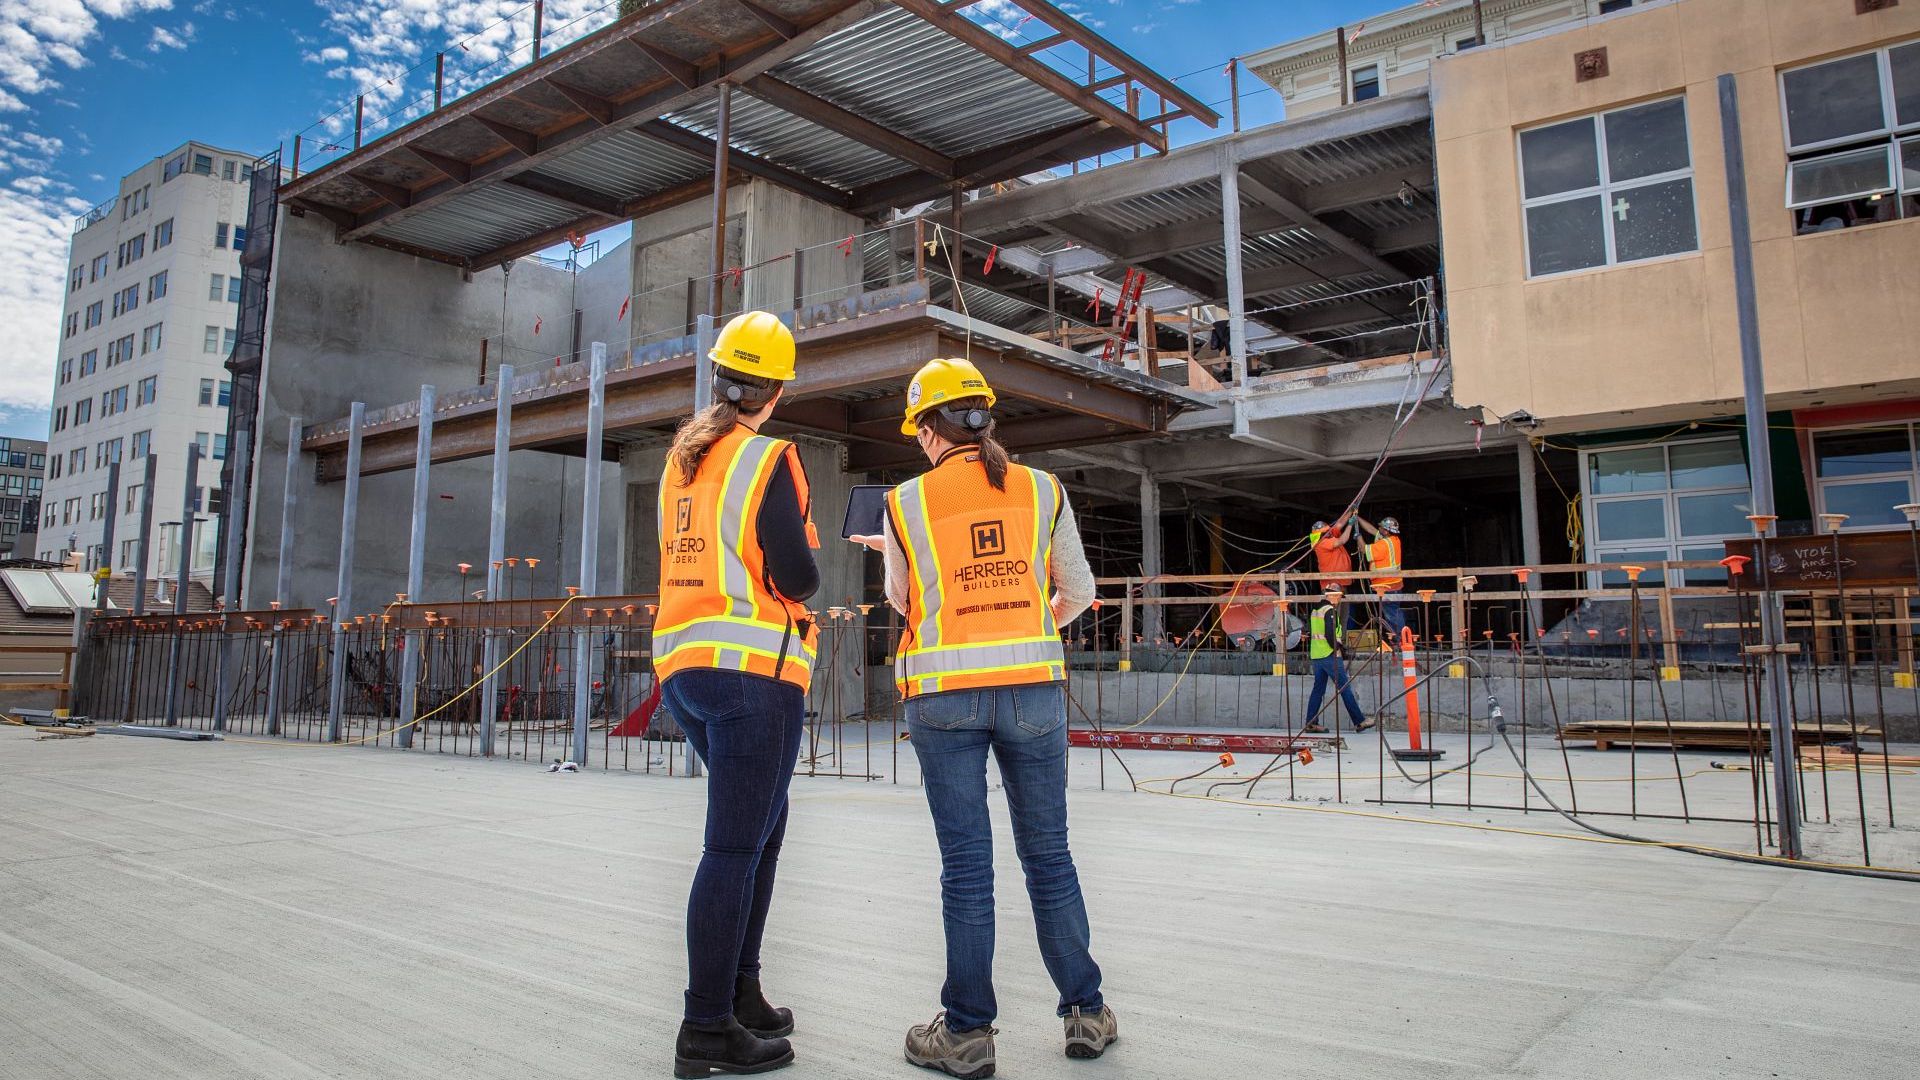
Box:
[656,310,818,1079]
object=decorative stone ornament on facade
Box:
[1575,47,1610,82]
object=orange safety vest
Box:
[653,425,819,692]
[1368,534,1403,592]
[887,449,1066,698]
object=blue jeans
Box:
[905,682,1103,1032]
[1378,598,1406,642]
[1305,656,1367,730]
[662,669,805,1024]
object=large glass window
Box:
[1583,436,1750,586]
[1783,39,1920,231]
[1813,424,1919,529]
[1520,97,1698,277]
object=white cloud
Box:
[0,185,90,411]
[0,0,173,101]
[148,21,196,52]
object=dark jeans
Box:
[1378,598,1406,642]
[1305,655,1368,730]
[661,669,805,1024]
[905,682,1103,1032]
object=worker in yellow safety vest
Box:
[849,357,1116,1075]
[1356,514,1405,640]
[1303,583,1376,735]
[655,310,817,1079]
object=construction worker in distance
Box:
[1302,583,1376,735]
[1356,514,1405,640]
[655,310,818,1079]
[1309,512,1357,626]
[848,357,1115,1078]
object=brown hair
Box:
[668,372,779,485]
[919,395,1009,491]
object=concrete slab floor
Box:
[2,725,1917,1080]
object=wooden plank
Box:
[0,645,78,654]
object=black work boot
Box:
[673,1017,793,1078]
[732,975,795,1038]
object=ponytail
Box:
[668,371,780,485]
[920,396,1008,491]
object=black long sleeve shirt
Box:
[756,455,819,604]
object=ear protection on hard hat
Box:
[937,404,991,432]
[715,375,774,410]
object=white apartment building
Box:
[38,141,256,579]
[1245,0,1652,116]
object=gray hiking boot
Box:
[905,1012,996,1079]
[1063,1005,1118,1059]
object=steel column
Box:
[1516,441,1545,633]
[1718,72,1802,858]
[1219,149,1250,385]
[572,344,607,765]
[398,385,435,749]
[163,442,201,727]
[212,428,248,733]
[694,314,716,412]
[132,452,157,616]
[481,366,515,754]
[707,81,733,320]
[326,402,365,743]
[1140,471,1163,644]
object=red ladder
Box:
[1098,268,1147,365]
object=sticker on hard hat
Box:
[732,349,761,364]
[907,382,922,406]
[961,378,985,390]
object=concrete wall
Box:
[245,210,620,611]
[575,236,632,364]
[1434,0,1920,431]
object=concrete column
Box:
[325,402,365,743]
[274,416,301,607]
[1516,441,1544,633]
[480,365,515,755]
[572,344,607,766]
[694,313,715,413]
[1140,471,1164,643]
[1219,148,1250,386]
[163,442,201,727]
[397,385,435,749]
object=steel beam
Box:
[740,75,955,177]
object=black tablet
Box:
[841,484,892,540]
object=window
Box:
[241,163,255,184]
[1782,40,1920,232]
[131,430,150,459]
[121,539,136,568]
[223,328,236,353]
[222,160,235,181]
[48,454,60,479]
[69,266,83,293]
[84,301,102,329]
[1519,97,1698,277]
[101,386,128,417]
[73,400,91,426]
[96,438,122,466]
[232,226,247,251]
[65,312,77,339]
[90,492,105,521]
[218,380,231,406]
[213,434,228,460]
[192,153,213,175]
[1599,0,1636,13]
[153,218,173,249]
[228,276,243,303]
[1455,35,1482,51]
[209,273,224,300]
[111,285,138,318]
[68,447,87,474]
[194,432,210,458]
[79,349,98,376]
[163,153,187,182]
[141,323,164,355]
[199,378,215,406]
[90,253,107,281]
[115,234,144,267]
[215,223,228,247]
[1582,436,1750,586]
[148,270,167,301]
[29,454,42,470]
[53,405,67,432]
[63,498,78,525]
[105,336,132,366]
[204,325,220,353]
[1812,424,1920,529]
[136,375,158,406]
[1351,64,1380,102]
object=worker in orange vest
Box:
[1309,512,1357,628]
[850,357,1115,1076]
[655,310,817,1079]
[1357,514,1405,640]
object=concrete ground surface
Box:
[2,725,1918,1080]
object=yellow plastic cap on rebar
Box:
[1660,666,1681,682]
[901,357,996,436]
[709,310,797,382]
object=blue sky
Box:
[0,0,1381,441]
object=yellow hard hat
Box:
[901,357,996,436]
[709,310,797,382]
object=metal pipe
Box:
[694,315,715,413]
[572,344,606,765]
[1219,147,1249,385]
[1472,0,1485,46]
[398,385,435,749]
[325,402,365,743]
[212,428,248,733]
[354,95,364,150]
[532,0,545,62]
[1516,441,1545,632]
[1718,72,1802,859]
[434,53,445,109]
[481,365,516,755]
[708,81,733,319]
[1337,28,1350,107]
[290,135,302,183]
[275,416,301,607]
[1229,58,1241,133]
[132,451,157,616]
[163,442,201,727]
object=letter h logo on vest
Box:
[971,520,1006,559]
[676,497,692,534]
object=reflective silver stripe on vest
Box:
[892,475,945,651]
[900,637,1064,679]
[654,617,817,667]
[717,436,783,620]
[1026,466,1059,636]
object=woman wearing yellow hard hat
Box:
[852,357,1115,1076]
[655,309,817,1078]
